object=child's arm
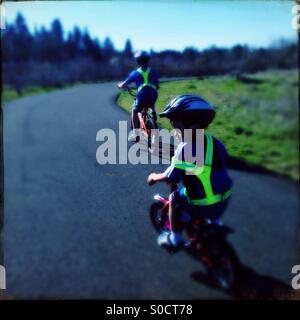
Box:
[147,170,170,185]
[117,70,137,89]
[117,81,128,89]
[148,143,185,186]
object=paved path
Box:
[3,83,298,298]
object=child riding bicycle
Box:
[117,50,159,142]
[147,95,233,249]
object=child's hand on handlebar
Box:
[147,173,157,186]
[148,171,170,186]
[117,81,130,89]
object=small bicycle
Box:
[122,87,158,153]
[150,183,238,290]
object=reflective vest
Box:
[171,134,232,206]
[136,67,157,92]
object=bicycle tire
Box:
[149,201,169,234]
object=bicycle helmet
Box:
[159,95,215,128]
[134,50,150,65]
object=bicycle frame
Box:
[123,87,155,139]
[153,182,232,240]
[138,108,153,138]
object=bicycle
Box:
[150,183,238,290]
[121,87,158,153]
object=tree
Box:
[183,47,199,61]
[66,26,84,59]
[102,37,115,60]
[82,30,102,61]
[50,19,65,62]
[51,19,64,43]
[13,13,33,62]
[2,14,298,87]
[91,38,102,61]
[2,23,16,62]
[33,26,50,62]
[123,39,133,58]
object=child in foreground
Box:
[147,95,233,248]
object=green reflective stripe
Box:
[197,165,214,201]
[137,67,157,91]
[138,83,157,91]
[185,188,232,206]
[172,157,203,173]
[197,134,214,201]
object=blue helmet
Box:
[160,95,215,128]
[134,50,150,65]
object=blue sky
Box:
[4,0,297,51]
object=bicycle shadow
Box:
[191,261,293,299]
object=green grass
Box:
[2,86,60,103]
[2,81,111,103]
[117,69,299,181]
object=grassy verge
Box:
[2,86,62,103]
[2,79,114,104]
[1,83,84,103]
[117,69,299,181]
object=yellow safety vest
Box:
[171,134,232,206]
[136,67,157,92]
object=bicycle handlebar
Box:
[117,84,137,97]
[126,88,137,97]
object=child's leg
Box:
[168,191,184,233]
[131,100,141,129]
[131,108,139,129]
[152,109,158,128]
[158,188,188,247]
[151,92,158,128]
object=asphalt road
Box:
[3,83,299,299]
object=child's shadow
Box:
[191,262,293,299]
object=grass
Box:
[2,86,60,103]
[2,79,114,104]
[117,69,299,181]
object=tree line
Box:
[2,13,298,94]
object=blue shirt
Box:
[166,135,233,200]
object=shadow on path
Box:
[191,262,293,299]
[227,156,291,180]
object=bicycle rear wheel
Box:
[204,239,238,290]
[145,118,158,153]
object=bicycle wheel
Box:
[145,118,157,153]
[204,239,238,290]
[149,201,169,234]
